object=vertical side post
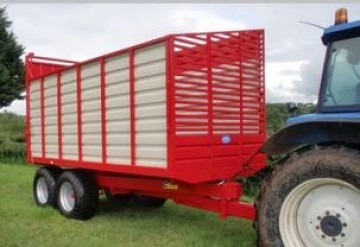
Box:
[239,33,244,136]
[206,34,213,136]
[40,77,46,158]
[260,31,266,136]
[166,37,174,174]
[25,54,32,162]
[238,32,244,164]
[100,58,107,163]
[129,49,136,166]
[237,32,244,164]
[206,34,214,173]
[57,72,63,160]
[76,65,83,162]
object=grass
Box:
[0,163,257,247]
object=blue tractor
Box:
[255,8,360,247]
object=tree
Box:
[0,7,24,108]
[266,102,316,136]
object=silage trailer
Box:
[26,29,266,223]
[25,9,360,246]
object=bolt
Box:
[317,216,322,220]
[326,211,330,215]
[343,223,347,227]
[332,237,336,242]
[341,233,346,237]
[316,226,320,230]
[336,213,341,218]
[322,235,326,239]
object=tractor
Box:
[256,8,360,247]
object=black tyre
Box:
[256,146,360,247]
[132,194,167,208]
[33,167,60,207]
[104,189,134,202]
[56,170,99,220]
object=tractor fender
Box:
[260,120,360,155]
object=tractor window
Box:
[321,37,360,110]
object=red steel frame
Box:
[97,174,255,220]
[25,30,266,220]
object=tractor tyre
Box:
[255,146,360,247]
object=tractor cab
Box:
[320,10,360,113]
[262,8,360,155]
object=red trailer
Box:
[26,30,266,221]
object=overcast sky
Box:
[2,3,360,115]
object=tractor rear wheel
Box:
[256,146,360,247]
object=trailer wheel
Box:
[33,167,60,207]
[104,189,134,202]
[256,147,360,247]
[56,171,98,220]
[133,194,167,208]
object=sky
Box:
[2,3,360,115]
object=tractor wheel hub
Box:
[320,215,343,237]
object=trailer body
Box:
[26,30,266,184]
[26,10,359,246]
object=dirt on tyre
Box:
[56,170,99,220]
[132,194,167,208]
[256,146,360,247]
[33,166,60,207]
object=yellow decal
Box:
[163,182,179,190]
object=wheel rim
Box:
[279,178,360,247]
[59,181,76,212]
[36,177,49,204]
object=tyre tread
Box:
[57,170,98,220]
[255,146,360,247]
[33,166,60,207]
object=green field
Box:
[0,163,256,247]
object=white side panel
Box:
[105,53,131,164]
[81,61,102,162]
[61,68,78,160]
[44,75,59,158]
[135,42,167,168]
[30,80,42,157]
